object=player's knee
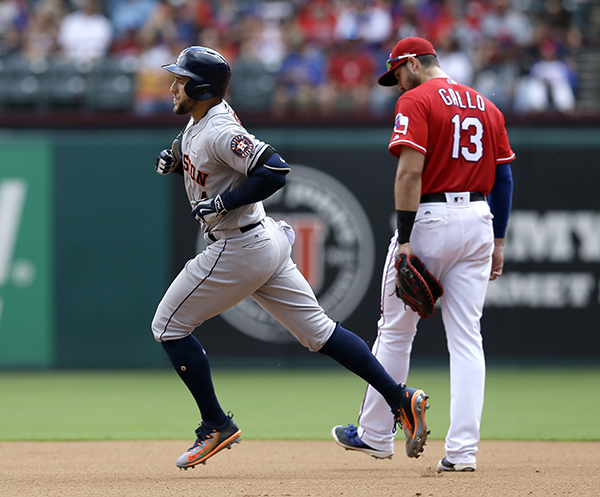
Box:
[151,314,194,342]
[151,314,174,342]
[151,317,165,342]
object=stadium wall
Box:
[1,127,599,368]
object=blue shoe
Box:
[391,385,430,458]
[331,424,393,459]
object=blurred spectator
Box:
[569,0,594,44]
[168,0,201,46]
[135,0,178,48]
[473,39,522,111]
[480,0,534,47]
[272,36,329,115]
[0,0,29,56]
[210,0,241,33]
[228,37,276,112]
[107,0,156,41]
[533,0,582,50]
[133,29,177,115]
[473,0,537,111]
[22,0,66,61]
[295,0,337,46]
[132,0,180,114]
[393,0,419,40]
[335,0,393,45]
[57,0,112,62]
[436,34,474,86]
[322,37,375,114]
[0,0,595,116]
[369,38,397,115]
[419,0,456,47]
[192,0,214,31]
[515,38,576,113]
[196,26,237,67]
[247,15,286,72]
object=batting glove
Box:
[191,195,228,226]
[155,138,181,175]
[155,149,179,175]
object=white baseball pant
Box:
[357,194,494,465]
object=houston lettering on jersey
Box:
[183,154,209,187]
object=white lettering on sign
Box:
[0,179,28,286]
[485,272,595,308]
[0,179,28,328]
[505,211,600,262]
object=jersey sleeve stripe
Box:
[497,153,516,163]
[389,139,427,154]
[248,142,270,174]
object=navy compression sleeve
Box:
[220,152,290,211]
[488,162,513,239]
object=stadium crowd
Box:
[0,0,596,117]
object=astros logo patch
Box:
[230,135,253,158]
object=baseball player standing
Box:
[151,46,430,469]
[332,37,515,471]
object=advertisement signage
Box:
[0,144,53,367]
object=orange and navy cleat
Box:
[392,385,430,458]
[175,415,241,469]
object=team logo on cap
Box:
[230,135,253,158]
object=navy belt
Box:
[240,221,262,233]
[420,192,485,203]
[206,221,263,242]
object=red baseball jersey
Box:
[388,77,515,195]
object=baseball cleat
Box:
[175,415,241,469]
[437,457,476,472]
[392,385,430,458]
[331,424,393,459]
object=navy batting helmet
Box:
[162,46,231,101]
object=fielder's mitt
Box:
[394,254,444,319]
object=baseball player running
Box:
[151,46,430,469]
[332,37,515,471]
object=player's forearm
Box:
[490,239,505,280]
[221,164,286,211]
[394,157,423,244]
[395,171,422,211]
[220,150,290,211]
[394,147,425,211]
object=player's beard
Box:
[173,97,195,115]
[402,67,421,92]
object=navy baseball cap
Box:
[378,37,437,86]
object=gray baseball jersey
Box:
[180,100,269,234]
[152,100,336,350]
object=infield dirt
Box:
[1,440,598,496]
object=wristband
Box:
[396,210,416,244]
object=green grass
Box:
[0,366,598,441]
